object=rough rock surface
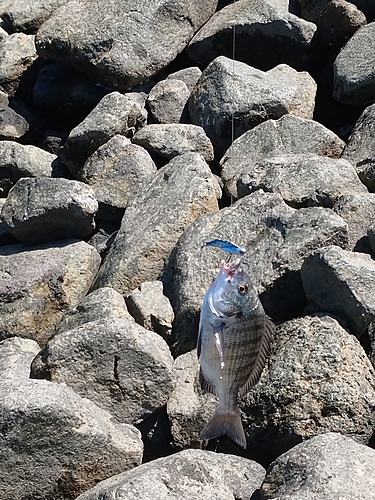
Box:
[235,153,366,206]
[93,152,220,294]
[32,316,175,425]
[147,79,190,124]
[220,114,346,199]
[241,315,375,465]
[0,378,143,500]
[35,0,218,90]
[78,134,157,222]
[333,22,375,106]
[0,240,101,345]
[187,0,317,71]
[341,103,375,191]
[0,336,39,379]
[132,123,214,162]
[55,286,134,335]
[0,32,38,92]
[260,432,375,499]
[125,280,174,341]
[301,246,375,337]
[163,190,348,354]
[75,449,266,500]
[0,93,29,140]
[59,92,147,176]
[189,56,317,157]
[1,177,98,244]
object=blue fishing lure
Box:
[204,238,246,255]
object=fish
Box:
[204,238,246,255]
[197,257,274,448]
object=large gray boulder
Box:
[0,240,101,345]
[92,152,220,294]
[31,316,175,425]
[298,0,375,23]
[147,79,191,124]
[163,190,348,354]
[132,124,214,162]
[220,114,346,199]
[0,33,38,92]
[78,135,157,222]
[75,448,265,500]
[58,92,147,176]
[1,177,98,245]
[341,103,375,190]
[261,432,375,499]
[242,315,375,465]
[55,286,134,335]
[0,140,57,196]
[1,0,70,33]
[235,153,365,206]
[35,0,218,90]
[0,336,40,379]
[333,22,375,106]
[301,246,375,337]
[0,378,143,500]
[187,0,316,71]
[189,56,317,157]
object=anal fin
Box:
[199,368,217,396]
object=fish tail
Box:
[200,407,246,449]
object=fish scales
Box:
[197,258,274,448]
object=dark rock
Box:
[298,0,375,23]
[35,0,218,90]
[1,177,98,244]
[187,0,317,71]
[301,245,375,336]
[189,56,317,157]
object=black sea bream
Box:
[198,258,274,448]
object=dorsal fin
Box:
[239,317,275,397]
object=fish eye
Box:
[237,283,248,296]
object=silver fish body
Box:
[197,258,274,448]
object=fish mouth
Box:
[221,258,241,276]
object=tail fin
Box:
[200,408,247,449]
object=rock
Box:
[187,0,317,71]
[35,0,218,90]
[220,115,346,199]
[298,0,375,23]
[0,92,29,140]
[55,286,134,335]
[92,152,220,294]
[341,103,375,190]
[301,246,375,336]
[317,0,367,48]
[333,22,375,106]
[0,239,101,345]
[235,153,367,207]
[0,33,38,92]
[167,349,216,449]
[0,336,40,379]
[75,448,265,500]
[1,177,98,244]
[260,432,375,499]
[163,190,348,354]
[0,377,143,500]
[58,92,147,176]
[33,61,109,125]
[242,315,375,466]
[31,316,175,425]
[132,123,214,162]
[78,135,157,222]
[0,140,57,196]
[166,66,202,91]
[125,280,174,342]
[333,193,375,252]
[189,56,317,157]
[147,79,190,124]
